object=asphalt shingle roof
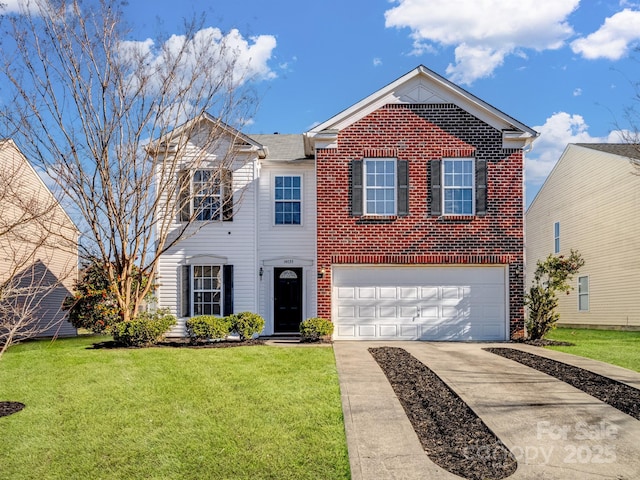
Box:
[251,134,308,162]
[575,143,640,160]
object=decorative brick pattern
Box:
[316,103,525,338]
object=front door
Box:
[274,268,303,333]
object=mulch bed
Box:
[88,339,266,349]
[486,347,640,420]
[0,401,25,418]
[370,347,517,480]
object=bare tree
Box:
[0,0,270,322]
[0,140,78,359]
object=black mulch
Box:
[369,347,517,480]
[486,348,640,420]
[87,339,265,349]
[0,401,25,418]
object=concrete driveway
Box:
[334,341,640,480]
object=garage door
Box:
[332,266,507,341]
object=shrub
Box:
[230,312,265,341]
[111,310,176,347]
[186,315,232,343]
[525,250,584,340]
[300,317,334,342]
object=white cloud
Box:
[526,112,620,183]
[373,58,383,67]
[385,0,579,84]
[119,27,276,96]
[571,9,640,60]
[573,88,582,96]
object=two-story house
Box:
[156,65,537,341]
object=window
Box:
[192,265,221,316]
[181,264,233,318]
[193,170,221,221]
[365,159,396,215]
[578,275,589,311]
[351,159,408,216]
[443,158,474,215]
[430,158,485,216]
[275,176,301,225]
[178,168,232,222]
[554,222,560,253]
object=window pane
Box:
[364,159,396,215]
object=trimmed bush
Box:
[230,312,265,341]
[186,315,232,343]
[299,317,334,342]
[111,310,176,347]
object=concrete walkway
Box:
[333,342,640,480]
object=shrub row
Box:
[111,310,176,347]
[186,312,265,344]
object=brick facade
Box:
[316,103,525,339]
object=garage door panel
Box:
[333,266,507,341]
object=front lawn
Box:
[0,337,350,479]
[545,328,640,372]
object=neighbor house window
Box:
[578,275,589,311]
[554,222,560,253]
[178,168,233,222]
[365,158,396,215]
[443,158,474,215]
[275,175,301,225]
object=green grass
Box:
[545,328,640,372]
[0,337,350,480]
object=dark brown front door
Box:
[274,268,303,333]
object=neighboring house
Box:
[156,65,537,340]
[526,143,640,330]
[0,139,78,338]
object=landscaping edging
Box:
[486,347,640,420]
[369,347,517,480]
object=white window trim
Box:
[273,174,303,226]
[363,158,397,216]
[191,264,223,317]
[442,158,475,216]
[189,168,225,222]
[554,222,560,254]
[578,275,589,312]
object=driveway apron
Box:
[334,341,640,480]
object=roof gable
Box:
[304,65,538,155]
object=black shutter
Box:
[223,264,234,316]
[351,160,363,216]
[397,160,409,216]
[178,170,191,222]
[181,265,191,317]
[430,160,442,216]
[222,169,233,221]
[475,159,487,216]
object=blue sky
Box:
[5,0,640,206]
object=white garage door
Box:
[332,266,508,341]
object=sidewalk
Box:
[334,341,640,480]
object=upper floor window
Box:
[351,158,408,217]
[554,222,560,253]
[364,159,396,215]
[429,158,486,217]
[178,168,233,222]
[275,175,301,225]
[443,158,474,215]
